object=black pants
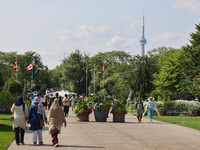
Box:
[64,106,69,116]
[15,127,25,144]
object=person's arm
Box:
[10,103,15,114]
[135,103,137,110]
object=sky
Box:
[0,0,200,69]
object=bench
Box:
[166,107,189,115]
[0,105,7,112]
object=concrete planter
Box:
[190,111,198,116]
[77,114,89,122]
[157,110,165,116]
[113,113,125,122]
[93,109,109,122]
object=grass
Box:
[153,116,200,130]
[0,114,15,150]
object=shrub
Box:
[4,78,22,95]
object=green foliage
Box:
[163,100,174,108]
[0,114,15,150]
[0,90,18,110]
[73,100,92,116]
[4,78,23,95]
[110,100,127,114]
[93,93,113,112]
[153,116,200,130]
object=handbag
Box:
[9,114,14,121]
[34,105,45,127]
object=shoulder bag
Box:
[34,105,45,127]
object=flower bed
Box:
[143,100,200,116]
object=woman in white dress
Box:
[11,96,29,145]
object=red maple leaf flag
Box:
[26,63,33,71]
[13,59,17,71]
[102,63,105,74]
[86,65,88,76]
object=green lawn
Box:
[153,116,200,130]
[0,114,15,150]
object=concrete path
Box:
[8,110,200,150]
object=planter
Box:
[190,111,198,116]
[113,113,125,122]
[77,114,89,122]
[157,110,165,116]
[93,109,109,122]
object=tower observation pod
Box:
[139,14,147,56]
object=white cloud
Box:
[49,25,109,42]
[151,32,185,43]
[40,50,55,56]
[172,0,200,14]
[40,46,64,56]
[38,35,42,39]
[106,36,138,48]
[84,45,103,54]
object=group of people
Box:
[135,97,158,123]
[11,94,67,147]
[11,92,158,147]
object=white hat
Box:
[148,97,155,101]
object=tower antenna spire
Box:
[139,10,147,56]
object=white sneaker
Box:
[54,143,58,147]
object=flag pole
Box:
[94,63,95,94]
[86,66,87,97]
[31,62,33,94]
[16,57,17,81]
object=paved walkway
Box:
[8,110,200,150]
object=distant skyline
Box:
[0,0,200,69]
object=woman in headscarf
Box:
[48,98,67,147]
[28,97,47,146]
[11,96,29,145]
[145,97,158,123]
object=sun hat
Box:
[148,97,155,101]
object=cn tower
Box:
[139,13,147,56]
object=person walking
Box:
[135,98,144,123]
[146,97,158,123]
[28,97,47,146]
[55,93,62,106]
[40,95,44,106]
[62,94,71,117]
[11,96,29,145]
[43,95,48,110]
[48,98,67,147]
[71,94,75,111]
[48,94,54,110]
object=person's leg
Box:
[15,127,20,145]
[32,130,37,145]
[20,128,25,144]
[64,106,67,116]
[54,132,58,146]
[37,129,43,144]
[137,117,140,121]
[51,132,58,145]
[139,114,142,121]
[66,106,69,116]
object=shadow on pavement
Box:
[24,144,105,148]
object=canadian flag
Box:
[86,65,88,76]
[13,59,17,71]
[102,63,105,74]
[26,63,33,71]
